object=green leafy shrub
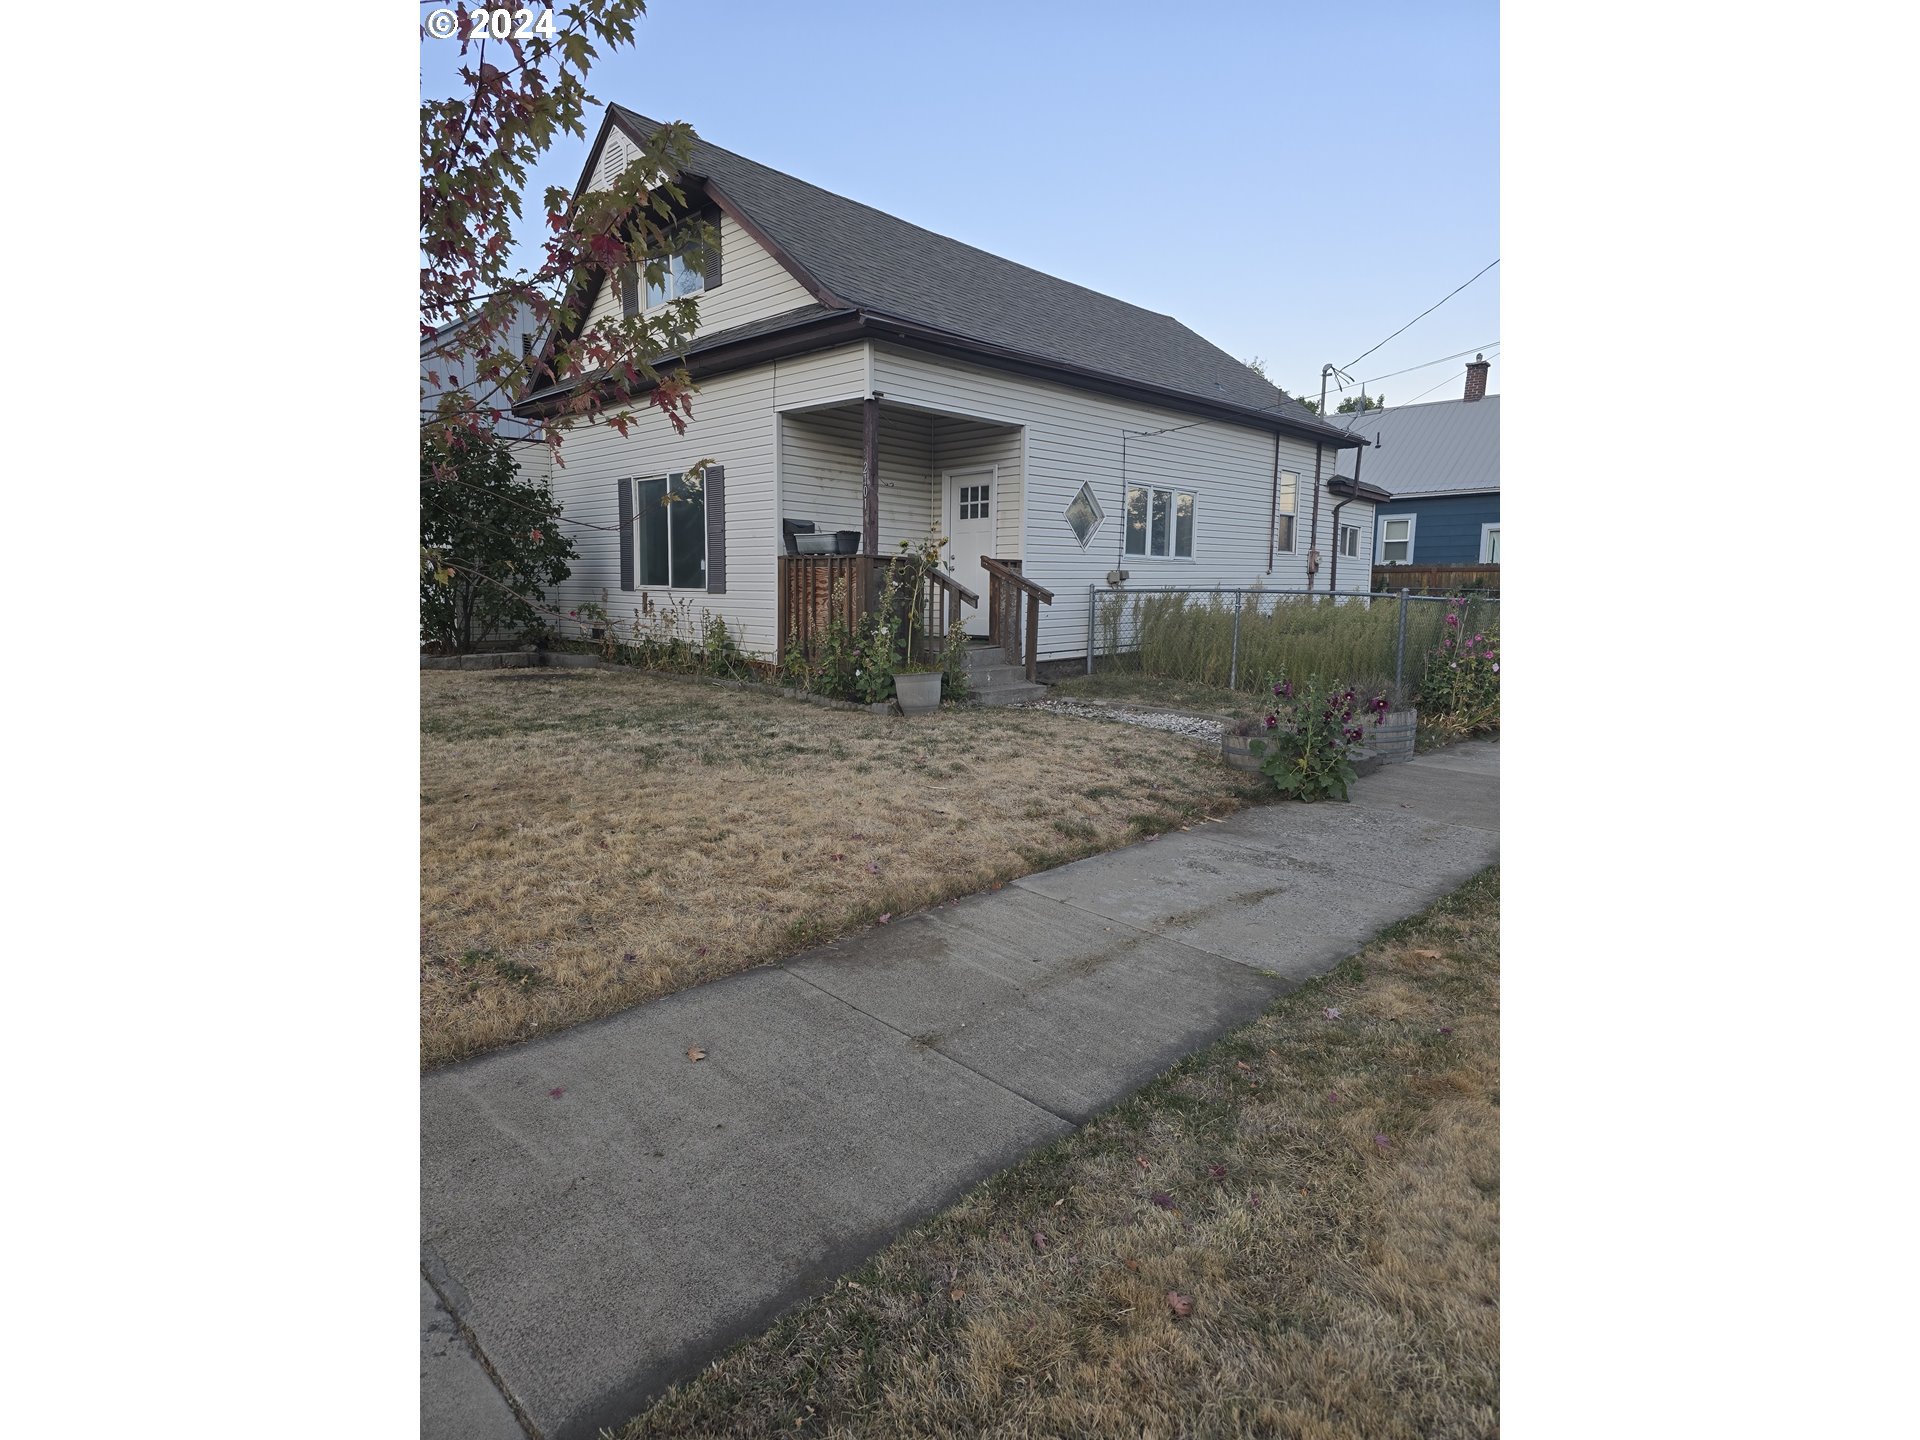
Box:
[1417,597,1499,735]
[420,427,577,654]
[1248,674,1390,802]
[939,618,973,703]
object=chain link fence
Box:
[1084,586,1500,705]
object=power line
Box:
[1341,259,1499,373]
[1325,353,1500,437]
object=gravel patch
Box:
[1032,698,1226,744]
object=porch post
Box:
[861,395,880,558]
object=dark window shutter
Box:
[705,466,726,593]
[619,263,639,317]
[616,479,635,591]
[701,207,723,289]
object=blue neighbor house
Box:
[1332,356,1499,570]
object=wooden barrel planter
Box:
[1223,708,1417,773]
[1370,707,1418,762]
[1222,732,1265,773]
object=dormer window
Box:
[619,230,720,318]
[644,251,708,309]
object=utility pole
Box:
[1307,362,1347,594]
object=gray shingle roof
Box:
[610,107,1347,441]
[1317,395,1499,498]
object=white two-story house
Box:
[516,106,1374,675]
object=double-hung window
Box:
[1480,524,1501,563]
[1274,472,1297,552]
[622,249,709,318]
[645,250,708,309]
[1378,514,1415,564]
[634,473,706,588]
[1124,485,1197,559]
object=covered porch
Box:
[774,397,1053,678]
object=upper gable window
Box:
[645,251,708,309]
[621,242,715,318]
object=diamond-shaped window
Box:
[1065,483,1104,548]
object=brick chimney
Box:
[1464,353,1490,402]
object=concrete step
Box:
[961,662,1031,689]
[969,680,1050,708]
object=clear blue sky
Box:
[422,0,1499,406]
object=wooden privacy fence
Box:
[1371,563,1499,596]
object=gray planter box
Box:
[893,671,942,715]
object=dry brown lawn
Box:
[618,868,1500,1440]
[421,668,1255,1066]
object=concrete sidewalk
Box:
[422,741,1499,1440]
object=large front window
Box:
[1125,485,1196,558]
[634,473,706,588]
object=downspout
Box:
[1327,441,1364,594]
[1307,363,1333,592]
[1267,431,1280,573]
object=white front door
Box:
[945,468,997,637]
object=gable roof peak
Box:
[600,106,1350,442]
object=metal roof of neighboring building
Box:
[1318,394,1499,498]
[606,107,1354,444]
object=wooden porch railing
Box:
[777,554,978,663]
[981,556,1054,682]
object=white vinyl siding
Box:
[773,344,868,413]
[583,211,816,344]
[870,345,1369,660]
[778,406,936,547]
[539,365,777,655]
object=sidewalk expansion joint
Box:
[423,1263,543,1440]
[778,961,1079,1128]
